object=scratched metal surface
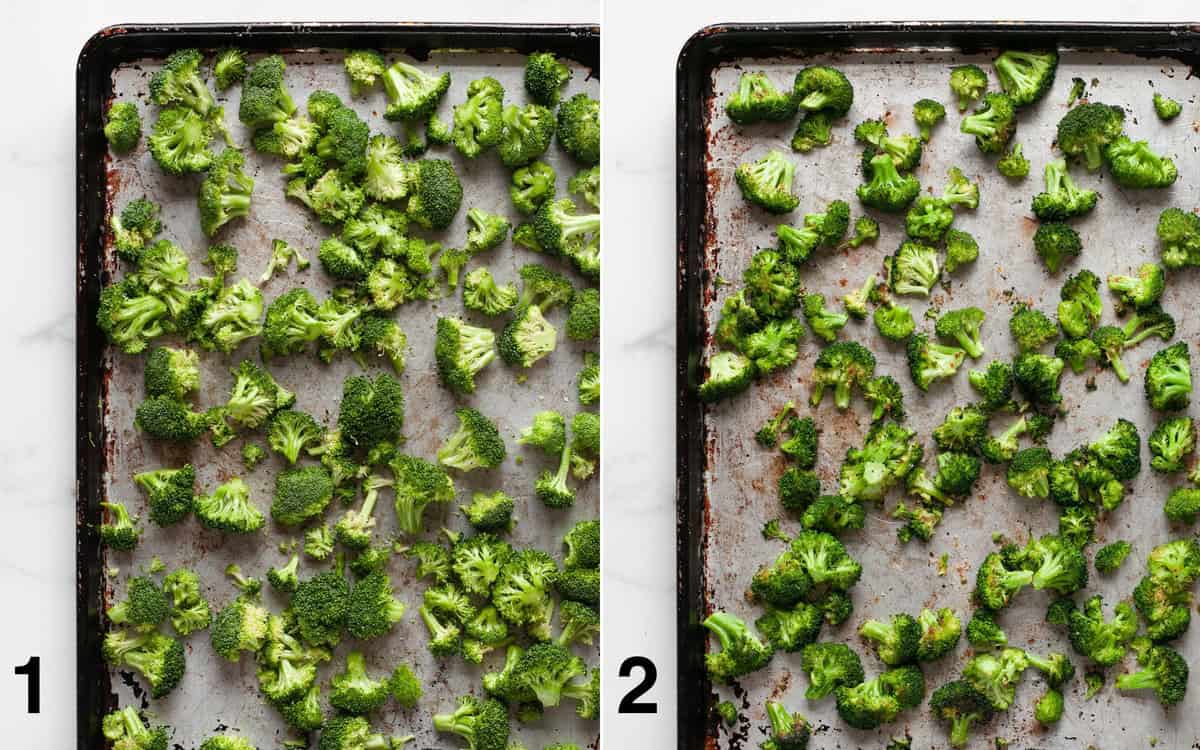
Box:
[100,49,598,749]
[699,49,1200,748]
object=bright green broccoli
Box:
[960,92,1016,153]
[949,64,988,111]
[104,101,142,153]
[1057,102,1125,171]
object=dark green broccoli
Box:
[346,571,406,640]
[1005,446,1052,499]
[845,217,880,250]
[811,340,876,408]
[566,287,600,342]
[968,360,1014,412]
[407,159,463,230]
[1068,594,1138,666]
[210,594,268,662]
[838,421,921,503]
[459,492,514,536]
[1058,268,1103,339]
[1088,418,1142,481]
[239,55,295,130]
[833,673,901,730]
[134,396,209,442]
[932,404,989,454]
[778,468,820,513]
[1165,486,1200,524]
[319,715,409,750]
[760,700,811,750]
[149,48,214,115]
[328,651,391,715]
[291,561,351,648]
[1122,304,1176,348]
[337,373,405,453]
[859,613,920,666]
[107,575,168,632]
[101,706,168,750]
[499,304,558,369]
[935,308,986,359]
[95,277,169,351]
[104,100,142,153]
[435,317,497,396]
[1033,222,1081,274]
[929,680,994,748]
[975,552,1033,611]
[966,609,1007,650]
[791,112,833,153]
[1150,416,1195,473]
[862,375,905,423]
[1018,534,1089,593]
[792,66,853,116]
[1057,102,1125,171]
[1014,352,1065,405]
[389,454,454,536]
[1115,644,1188,706]
[960,92,1016,153]
[941,229,978,274]
[1010,304,1058,353]
[777,199,850,264]
[802,494,866,535]
[109,197,161,264]
[520,50,572,105]
[949,64,988,111]
[756,401,796,448]
[725,71,797,124]
[134,464,195,527]
[382,60,450,121]
[756,601,823,653]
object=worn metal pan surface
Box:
[678,22,1200,750]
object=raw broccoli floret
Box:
[949,64,988,111]
[459,491,514,534]
[703,611,773,683]
[997,143,1030,179]
[134,464,195,527]
[1116,645,1188,706]
[148,106,218,175]
[1104,135,1178,189]
[436,408,506,472]
[109,197,161,264]
[107,575,168,632]
[266,409,323,465]
[523,50,571,106]
[266,553,301,594]
[259,239,310,284]
[735,150,799,214]
[210,594,268,662]
[1058,268,1102,339]
[432,695,510,750]
[907,334,964,391]
[343,50,386,97]
[337,373,405,452]
[890,241,940,297]
[239,55,295,130]
[878,301,912,343]
[960,92,1016,154]
[434,317,497,396]
[104,100,142,153]
[811,340,876,408]
[328,650,391,715]
[406,159,463,230]
[135,395,210,442]
[150,48,214,116]
[386,454,453,536]
[101,705,169,750]
[288,170,365,225]
[509,162,557,217]
[346,571,406,640]
[930,679,994,748]
[492,548,558,635]
[193,477,264,534]
[913,98,946,141]
[96,278,169,354]
[319,715,408,750]
[382,60,450,121]
[556,93,600,165]
[162,568,210,635]
[102,630,186,699]
[777,199,850,263]
[499,304,558,369]
[1057,102,1125,171]
[496,103,557,168]
[224,359,294,430]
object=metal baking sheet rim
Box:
[676,21,1200,750]
[77,22,598,750]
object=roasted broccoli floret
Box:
[943,228,979,274]
[799,642,864,700]
[239,55,295,131]
[993,49,1057,107]
[1145,341,1192,412]
[725,71,798,124]
[913,98,946,142]
[960,92,1016,153]
[698,351,754,403]
[930,680,994,748]
[966,609,1007,651]
[760,700,811,750]
[102,630,186,699]
[703,611,774,684]
[792,66,854,116]
[857,152,921,212]
[735,150,800,214]
[1123,304,1176,348]
[833,673,901,730]
[858,613,920,666]
[811,340,876,408]
[949,64,988,111]
[904,197,953,242]
[756,601,823,653]
[1149,415,1195,473]
[791,112,833,153]
[906,334,965,392]
[1114,644,1189,706]
[1032,222,1082,275]
[963,648,1029,711]
[104,100,142,153]
[777,199,851,263]
[1091,540,1133,575]
[974,552,1033,611]
[997,143,1030,179]
[890,241,940,297]
[109,197,161,264]
[855,118,923,172]
[1067,594,1138,666]
[1104,136,1178,189]
[1057,102,1125,171]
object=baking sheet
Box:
[696,47,1199,748]
[99,47,598,748]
